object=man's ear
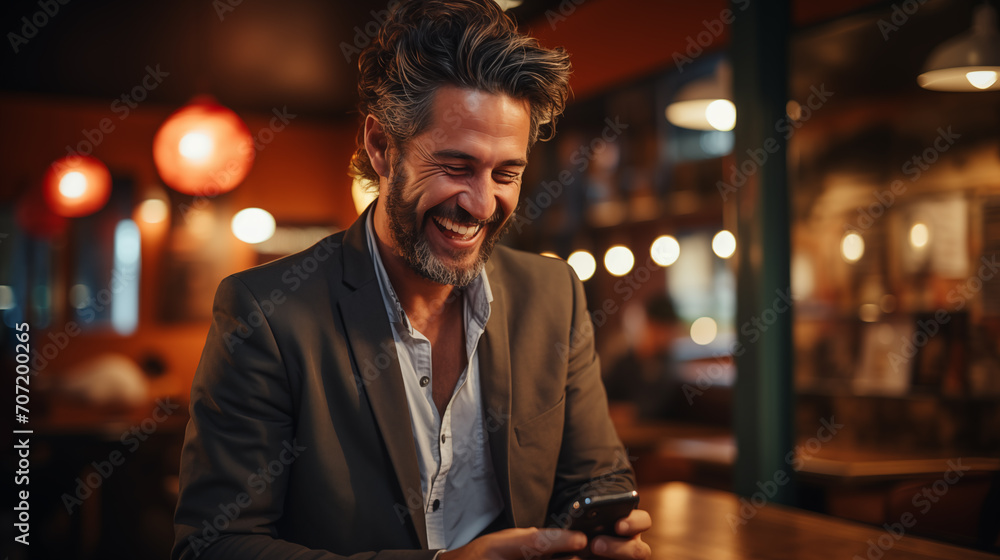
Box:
[364,115,391,178]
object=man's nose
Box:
[457,173,498,221]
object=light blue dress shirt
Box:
[365,211,504,550]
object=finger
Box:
[615,508,652,536]
[590,535,651,559]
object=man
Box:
[172,1,651,558]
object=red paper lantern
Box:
[43,155,112,217]
[153,96,254,196]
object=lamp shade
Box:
[918,4,1000,92]
[666,61,736,131]
[153,97,255,196]
[43,155,112,217]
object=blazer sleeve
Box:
[172,276,437,560]
[547,266,637,518]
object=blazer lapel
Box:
[338,205,429,549]
[479,259,516,528]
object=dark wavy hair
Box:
[350,0,572,189]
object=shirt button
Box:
[432,499,440,511]
[441,434,447,444]
[419,376,430,387]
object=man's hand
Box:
[439,527,588,560]
[588,508,652,559]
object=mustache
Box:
[429,204,505,227]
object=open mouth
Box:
[432,215,483,242]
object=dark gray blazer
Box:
[172,205,634,559]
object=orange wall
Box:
[527,0,884,100]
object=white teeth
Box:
[434,216,481,239]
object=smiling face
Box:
[370,86,530,287]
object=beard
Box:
[384,169,512,287]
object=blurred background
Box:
[2,0,999,558]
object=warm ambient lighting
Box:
[232,208,276,244]
[918,4,1000,92]
[137,199,169,224]
[650,235,681,267]
[178,131,215,162]
[540,252,560,259]
[352,176,378,216]
[604,246,635,277]
[690,317,718,345]
[712,230,736,259]
[704,99,737,131]
[43,155,112,217]
[666,61,736,131]
[153,96,254,196]
[841,232,865,263]
[967,70,998,89]
[910,223,930,248]
[567,251,597,281]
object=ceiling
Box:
[2,0,998,123]
[0,0,562,121]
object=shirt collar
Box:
[364,205,493,336]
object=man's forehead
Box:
[429,85,528,122]
[410,85,531,155]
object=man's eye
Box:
[442,165,467,174]
[494,172,520,183]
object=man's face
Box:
[379,86,530,287]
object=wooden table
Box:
[641,482,999,559]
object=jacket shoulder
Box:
[226,231,346,295]
[488,245,581,298]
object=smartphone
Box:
[564,490,639,537]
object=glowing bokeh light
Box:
[232,208,276,244]
[841,232,865,263]
[712,230,737,259]
[604,246,635,277]
[567,250,597,281]
[651,235,681,267]
[690,317,718,345]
